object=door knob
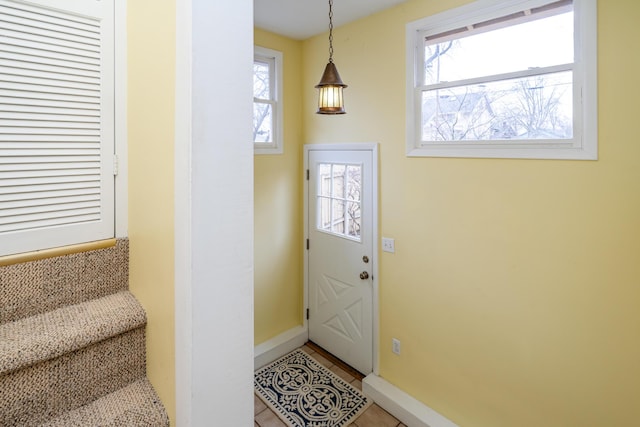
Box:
[360,271,369,280]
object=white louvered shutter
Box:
[0,0,114,256]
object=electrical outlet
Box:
[382,237,395,253]
[392,338,401,355]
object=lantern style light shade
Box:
[316,0,347,115]
[316,62,347,114]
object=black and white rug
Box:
[254,349,371,427]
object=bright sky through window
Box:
[407,0,597,159]
[425,12,573,85]
[418,6,575,144]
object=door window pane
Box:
[347,201,361,238]
[332,164,346,197]
[317,163,362,241]
[332,200,345,233]
[346,166,361,201]
[319,197,331,231]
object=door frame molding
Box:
[303,143,379,375]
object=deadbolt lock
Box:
[362,255,369,263]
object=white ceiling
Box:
[254,0,409,40]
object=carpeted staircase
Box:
[0,239,169,426]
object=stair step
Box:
[0,290,146,375]
[0,238,169,426]
[0,239,129,324]
[1,328,146,426]
[41,378,169,427]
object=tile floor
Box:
[254,344,406,427]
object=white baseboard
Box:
[254,325,308,370]
[363,374,459,427]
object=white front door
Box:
[307,147,374,374]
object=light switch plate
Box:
[392,338,401,355]
[382,237,395,253]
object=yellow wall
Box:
[254,29,305,345]
[127,0,176,424]
[303,1,640,426]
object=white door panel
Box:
[308,149,373,374]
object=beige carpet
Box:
[0,239,169,426]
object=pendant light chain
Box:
[315,0,346,114]
[328,0,334,63]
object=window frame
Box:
[405,0,597,160]
[253,46,283,155]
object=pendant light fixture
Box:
[315,0,347,114]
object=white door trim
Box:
[304,143,379,375]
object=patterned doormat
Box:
[254,349,371,427]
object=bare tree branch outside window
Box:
[421,41,572,142]
[253,61,272,142]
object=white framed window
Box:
[0,0,118,256]
[406,0,597,160]
[253,46,283,155]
